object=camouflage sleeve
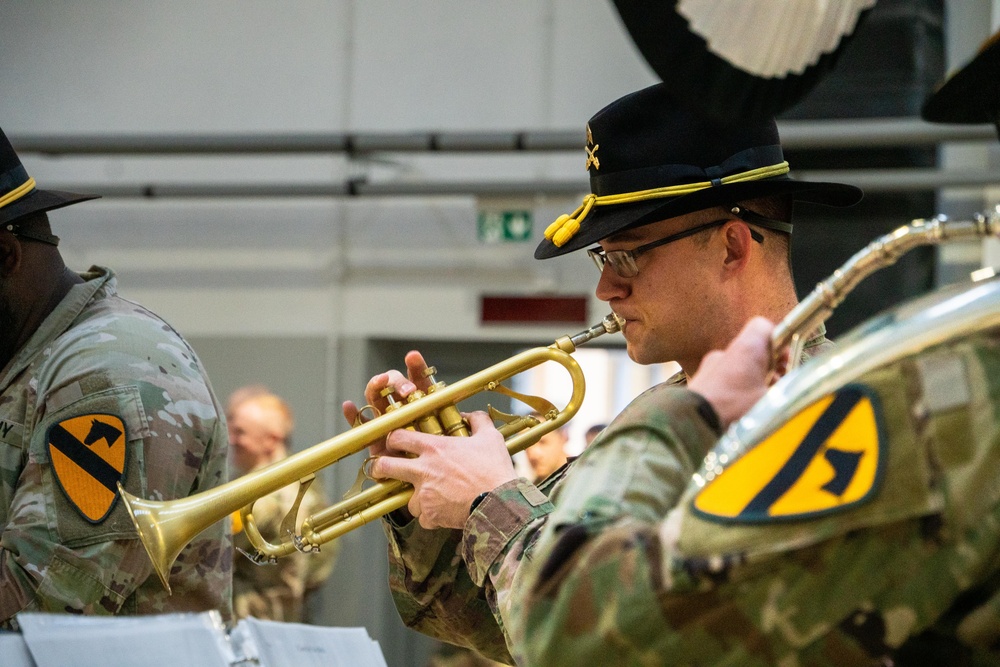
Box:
[383,485,537,665]
[384,383,716,661]
[503,387,728,664]
[510,341,1000,665]
[0,305,231,627]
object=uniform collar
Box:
[0,267,115,388]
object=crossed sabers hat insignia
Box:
[585,124,600,171]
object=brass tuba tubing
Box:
[772,209,1000,367]
[118,313,622,591]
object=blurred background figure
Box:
[584,423,607,448]
[524,414,570,483]
[227,386,338,623]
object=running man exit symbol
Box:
[478,211,533,243]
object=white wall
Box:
[3,2,1000,665]
[1,0,658,344]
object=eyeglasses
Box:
[587,218,764,278]
[3,222,60,246]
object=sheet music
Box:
[231,617,388,667]
[13,612,387,667]
[16,611,235,667]
[0,632,37,667]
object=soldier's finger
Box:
[363,371,418,410]
[342,400,360,427]
[404,350,434,390]
[370,453,421,485]
[384,428,438,457]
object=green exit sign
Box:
[478,210,533,243]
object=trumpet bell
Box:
[118,483,199,593]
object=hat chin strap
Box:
[4,223,60,246]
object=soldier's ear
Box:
[0,230,23,278]
[721,220,754,273]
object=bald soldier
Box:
[227,388,337,623]
[524,414,569,483]
[0,128,231,627]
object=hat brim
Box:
[534,176,862,259]
[922,35,1000,124]
[0,188,100,226]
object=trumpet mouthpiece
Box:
[567,313,625,348]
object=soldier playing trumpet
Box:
[507,29,1000,666]
[343,83,861,664]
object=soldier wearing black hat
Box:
[506,34,1000,667]
[0,128,232,628]
[342,83,862,664]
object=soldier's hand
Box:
[688,317,775,429]
[341,350,434,457]
[367,411,517,530]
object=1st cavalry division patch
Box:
[48,414,127,523]
[693,385,885,523]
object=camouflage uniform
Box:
[425,642,512,667]
[0,267,232,629]
[232,474,337,622]
[508,330,1000,665]
[383,335,833,664]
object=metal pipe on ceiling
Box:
[13,118,999,198]
[40,168,1000,199]
[9,118,996,155]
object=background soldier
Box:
[524,414,569,483]
[227,387,337,623]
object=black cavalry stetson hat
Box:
[0,127,99,227]
[921,30,1000,128]
[535,83,863,259]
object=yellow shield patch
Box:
[48,414,127,523]
[693,385,884,523]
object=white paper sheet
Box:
[0,632,37,667]
[16,611,234,667]
[230,617,387,667]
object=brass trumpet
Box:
[119,313,623,592]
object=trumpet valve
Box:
[380,387,401,409]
